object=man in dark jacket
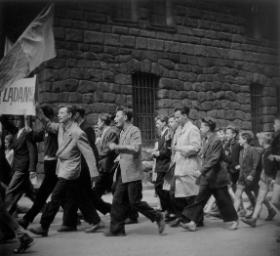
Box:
[0,115,37,215]
[224,125,241,191]
[181,118,238,231]
[153,115,173,219]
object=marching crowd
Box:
[0,104,279,253]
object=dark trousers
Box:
[5,170,29,215]
[110,172,160,234]
[182,185,238,224]
[171,196,195,217]
[155,172,173,213]
[229,171,239,192]
[41,178,100,229]
[24,160,57,223]
[62,168,111,227]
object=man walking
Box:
[30,105,102,236]
[105,107,165,236]
[181,118,238,231]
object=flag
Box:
[0,4,56,90]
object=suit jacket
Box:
[80,120,99,162]
[239,145,260,181]
[98,126,119,173]
[117,124,143,183]
[155,128,171,173]
[224,138,241,174]
[0,116,36,173]
[199,133,229,188]
[46,121,98,180]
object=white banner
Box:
[0,76,36,116]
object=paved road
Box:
[1,188,279,256]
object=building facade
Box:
[1,0,279,146]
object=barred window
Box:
[132,72,158,146]
[277,86,280,114]
[250,84,263,134]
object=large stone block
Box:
[147,39,164,51]
[136,37,148,49]
[65,29,83,42]
[84,31,104,44]
[78,80,97,93]
[120,35,135,47]
[52,79,78,92]
[104,33,120,46]
[115,74,131,85]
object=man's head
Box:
[73,106,85,122]
[238,131,254,147]
[216,127,225,141]
[4,134,13,149]
[225,125,239,141]
[256,132,273,147]
[14,115,24,129]
[168,116,178,131]
[155,115,168,133]
[273,115,280,132]
[114,107,133,129]
[97,113,112,129]
[174,106,190,127]
[200,118,216,136]
[57,105,75,124]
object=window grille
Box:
[132,72,158,146]
[250,84,263,134]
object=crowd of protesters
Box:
[0,104,279,253]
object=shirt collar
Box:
[63,121,73,132]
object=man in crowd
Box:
[153,115,173,221]
[19,105,58,229]
[169,107,201,227]
[105,107,165,236]
[181,118,238,231]
[61,106,105,232]
[224,125,241,192]
[29,105,102,236]
[0,115,36,215]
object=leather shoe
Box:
[14,233,34,254]
[169,218,181,227]
[57,225,77,232]
[29,226,48,237]
[228,220,239,230]
[241,218,256,228]
[265,208,277,221]
[156,213,165,234]
[85,221,105,233]
[180,221,197,231]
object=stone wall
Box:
[37,0,279,132]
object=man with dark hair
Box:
[224,125,241,192]
[181,118,238,231]
[0,115,36,215]
[61,106,105,232]
[105,107,165,236]
[153,115,173,221]
[19,105,58,229]
[168,107,201,227]
[29,105,102,236]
